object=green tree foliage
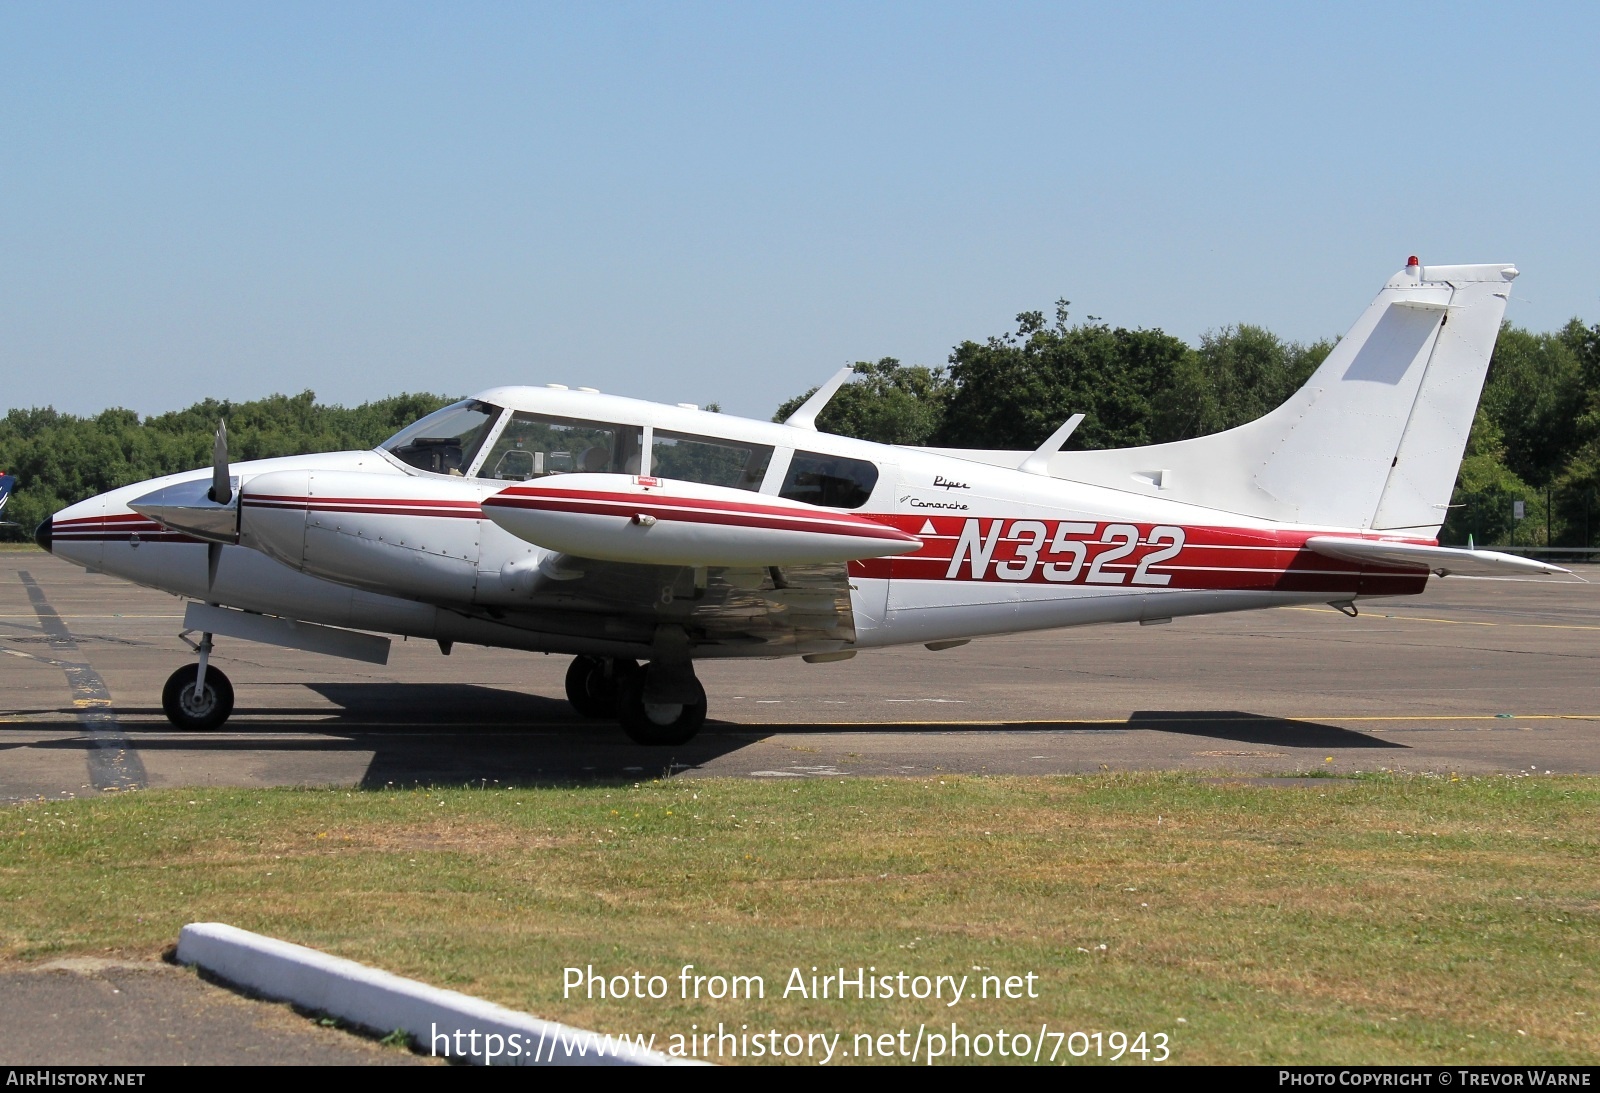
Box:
[1479,322,1585,488]
[1451,319,1598,546]
[773,304,1600,548]
[773,358,952,445]
[935,302,1192,450]
[782,312,1329,453]
[0,391,453,538]
[1440,407,1542,546]
[1549,320,1600,546]
[1152,325,1332,440]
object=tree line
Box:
[774,302,1600,548]
[0,391,453,539]
[4,307,1598,547]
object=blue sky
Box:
[3,2,1595,420]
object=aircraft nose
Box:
[34,516,52,553]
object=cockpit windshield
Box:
[381,400,500,475]
[474,412,644,481]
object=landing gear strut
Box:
[162,631,234,731]
[565,655,706,746]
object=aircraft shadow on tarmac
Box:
[1123,711,1408,749]
[14,684,1406,789]
[289,685,1409,755]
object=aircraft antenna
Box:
[1018,414,1086,475]
[782,367,856,431]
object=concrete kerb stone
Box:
[175,922,696,1066]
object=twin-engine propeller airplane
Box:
[35,259,1567,744]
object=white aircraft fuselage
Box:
[35,260,1557,743]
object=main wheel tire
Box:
[565,656,635,718]
[161,664,235,731]
[618,675,706,746]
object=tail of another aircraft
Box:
[0,473,16,527]
[1042,260,1517,533]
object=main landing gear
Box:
[161,631,235,731]
[565,655,707,746]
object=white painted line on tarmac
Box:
[176,922,697,1066]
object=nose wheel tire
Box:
[161,664,235,731]
[618,676,706,746]
[565,656,636,719]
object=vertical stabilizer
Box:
[1027,261,1517,532]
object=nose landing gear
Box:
[162,631,235,731]
[565,655,706,746]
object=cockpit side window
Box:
[779,451,879,509]
[650,431,773,491]
[382,400,500,476]
[475,412,643,481]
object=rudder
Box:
[1369,266,1516,530]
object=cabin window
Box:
[779,451,879,509]
[650,431,773,491]
[474,412,643,480]
[382,400,500,476]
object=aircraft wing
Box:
[503,555,857,656]
[1304,536,1570,578]
[473,474,916,656]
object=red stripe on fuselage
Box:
[54,512,160,529]
[51,513,204,544]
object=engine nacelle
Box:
[481,474,921,567]
[241,469,487,603]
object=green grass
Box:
[0,543,43,552]
[2,773,1596,1064]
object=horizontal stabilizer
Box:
[1304,537,1570,578]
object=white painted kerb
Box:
[176,922,692,1066]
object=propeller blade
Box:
[207,541,222,589]
[208,420,231,505]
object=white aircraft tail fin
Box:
[1035,260,1518,532]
